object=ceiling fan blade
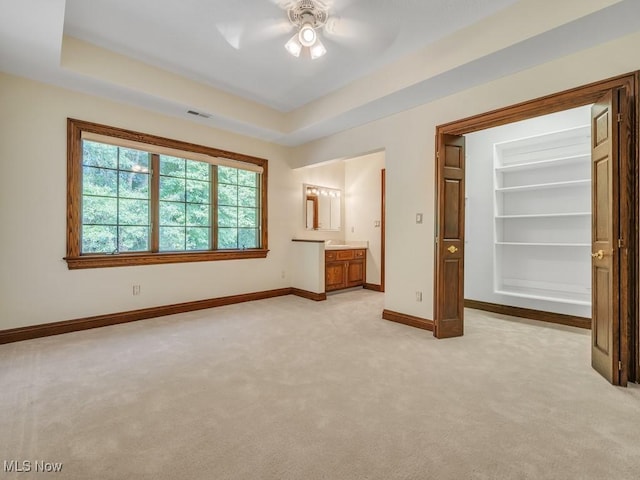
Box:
[216,22,245,50]
[323,16,397,51]
[217,18,294,50]
[248,19,295,43]
[267,0,298,9]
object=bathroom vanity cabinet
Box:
[325,248,366,292]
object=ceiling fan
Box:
[283,0,329,59]
[215,0,391,60]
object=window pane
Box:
[119,171,149,199]
[237,170,257,187]
[187,161,210,181]
[72,121,266,263]
[160,227,185,251]
[118,226,149,252]
[215,166,262,250]
[238,228,258,249]
[83,196,117,225]
[218,166,237,184]
[238,186,257,207]
[187,227,210,250]
[83,166,118,197]
[160,201,186,226]
[238,207,257,228]
[82,225,117,253]
[218,184,237,206]
[159,176,186,202]
[218,206,237,228]
[160,156,185,177]
[187,203,210,227]
[187,179,210,204]
[119,199,149,226]
[119,148,150,172]
[218,228,238,249]
[82,141,117,169]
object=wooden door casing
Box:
[433,73,637,384]
[434,134,465,338]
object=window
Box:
[66,119,268,269]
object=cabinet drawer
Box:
[325,251,337,261]
[336,250,354,260]
[354,249,365,258]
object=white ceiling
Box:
[63,0,521,112]
[1,0,639,146]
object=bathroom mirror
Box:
[304,184,341,231]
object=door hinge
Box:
[619,361,623,371]
[436,151,440,160]
[618,238,624,248]
[617,113,622,122]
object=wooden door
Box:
[434,134,465,338]
[591,90,622,384]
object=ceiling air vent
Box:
[187,110,211,119]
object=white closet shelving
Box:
[493,125,592,307]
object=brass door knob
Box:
[591,250,604,260]
[447,245,458,254]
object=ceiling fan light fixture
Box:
[309,39,326,59]
[298,23,317,47]
[285,34,303,57]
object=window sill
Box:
[64,249,269,269]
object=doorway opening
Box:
[292,150,386,293]
[464,105,593,329]
[433,73,638,386]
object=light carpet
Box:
[1,290,639,479]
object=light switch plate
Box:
[416,213,423,224]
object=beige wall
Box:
[2,29,640,331]
[292,31,640,320]
[0,73,294,329]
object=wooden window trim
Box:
[66,118,269,269]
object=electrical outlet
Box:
[281,270,286,279]
[415,291,422,302]
[374,220,381,227]
[132,285,141,296]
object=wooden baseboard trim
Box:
[382,309,434,331]
[364,283,383,292]
[291,288,327,301]
[0,288,293,345]
[464,299,591,330]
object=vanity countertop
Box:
[291,239,368,250]
[324,240,368,250]
[324,245,366,250]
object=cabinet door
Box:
[346,259,365,287]
[326,262,347,291]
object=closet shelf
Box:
[496,242,591,247]
[496,212,591,219]
[495,289,591,306]
[496,179,590,192]
[495,153,590,172]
